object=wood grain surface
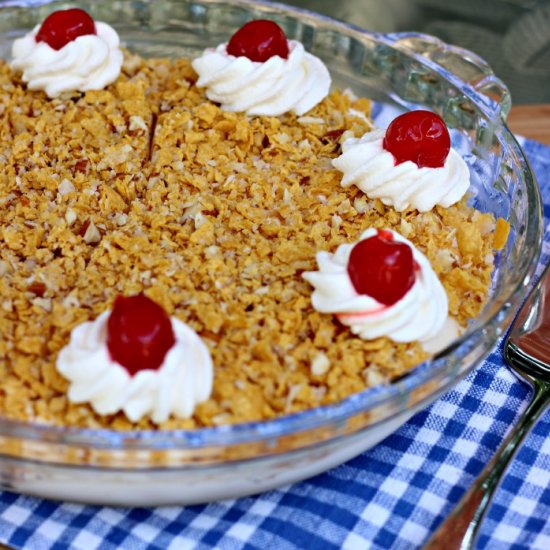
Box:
[508,104,550,146]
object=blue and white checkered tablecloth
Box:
[0,136,549,550]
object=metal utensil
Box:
[425,261,550,549]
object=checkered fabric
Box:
[0,135,549,550]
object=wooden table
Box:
[508,104,550,146]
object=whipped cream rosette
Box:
[11,8,123,98]
[192,20,331,116]
[56,295,213,424]
[332,111,470,212]
[303,228,457,351]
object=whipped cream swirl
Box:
[332,129,470,212]
[11,22,123,98]
[56,311,213,424]
[302,228,449,346]
[192,41,331,116]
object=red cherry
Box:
[347,231,415,305]
[382,110,451,169]
[226,19,289,62]
[35,8,96,51]
[107,294,175,375]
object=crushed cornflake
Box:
[0,53,509,430]
[493,217,510,250]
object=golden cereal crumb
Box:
[0,54,505,430]
[493,217,511,250]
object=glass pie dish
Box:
[0,0,542,506]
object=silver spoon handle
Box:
[424,380,550,550]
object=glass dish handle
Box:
[384,32,512,121]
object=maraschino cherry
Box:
[383,110,450,169]
[226,19,289,62]
[347,230,415,306]
[35,8,96,51]
[107,294,175,375]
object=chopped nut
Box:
[58,179,76,196]
[78,219,91,237]
[32,297,52,312]
[65,208,77,226]
[129,115,148,132]
[297,116,325,125]
[83,220,101,244]
[115,213,128,226]
[27,281,46,297]
[311,352,331,376]
[364,365,388,386]
[74,158,89,174]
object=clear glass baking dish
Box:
[0,0,542,505]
